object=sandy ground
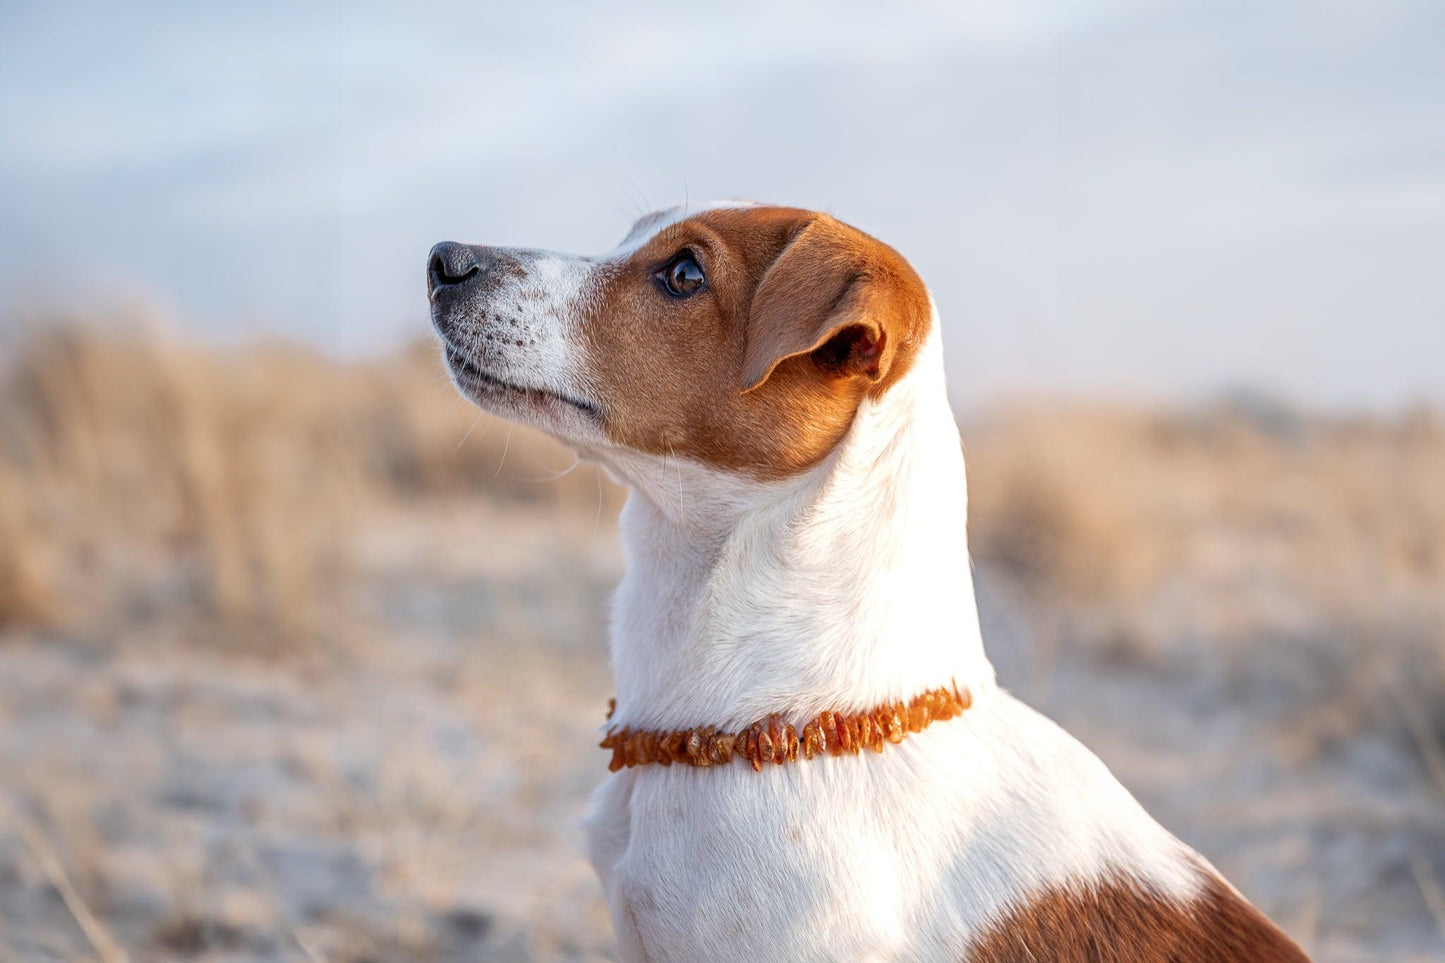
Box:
[2,497,1443,962]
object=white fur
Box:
[441,209,1213,961]
[584,319,1205,962]
[447,246,597,421]
[600,326,991,732]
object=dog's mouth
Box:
[443,344,601,420]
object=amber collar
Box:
[600,682,972,772]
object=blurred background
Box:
[1,2,1442,961]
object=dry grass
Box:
[965,399,1445,758]
[0,459,56,628]
[2,319,1443,960]
[967,400,1445,608]
[0,320,620,647]
[2,320,1441,721]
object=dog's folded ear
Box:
[740,215,930,394]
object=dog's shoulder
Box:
[967,868,1309,962]
[941,694,1310,960]
[955,695,1311,961]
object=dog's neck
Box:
[604,329,995,732]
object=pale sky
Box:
[1,0,1442,408]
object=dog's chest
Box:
[584,723,1002,962]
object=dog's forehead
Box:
[614,200,761,254]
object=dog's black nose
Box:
[428,242,480,292]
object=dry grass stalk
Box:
[1409,850,1445,946]
[16,816,130,963]
[0,462,55,627]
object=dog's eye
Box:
[658,254,705,298]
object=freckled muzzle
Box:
[426,242,534,349]
[427,241,516,323]
[425,240,604,433]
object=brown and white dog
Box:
[426,203,1310,962]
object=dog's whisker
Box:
[629,178,650,219]
[667,444,686,527]
[453,411,485,456]
[527,454,581,483]
[594,464,604,536]
[493,423,514,480]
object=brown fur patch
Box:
[967,871,1310,962]
[579,206,931,479]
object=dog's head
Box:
[427,203,931,481]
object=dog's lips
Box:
[443,343,600,420]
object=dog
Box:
[427,203,1310,962]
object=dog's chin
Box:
[442,344,602,438]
